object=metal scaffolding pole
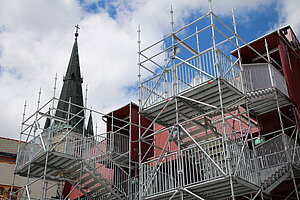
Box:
[10,100,27,200]
[137,24,143,200]
[129,102,132,200]
[209,0,235,199]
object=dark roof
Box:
[106,102,139,117]
[55,38,85,134]
[230,25,298,69]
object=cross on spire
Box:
[75,24,80,38]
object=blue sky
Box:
[0,0,299,139]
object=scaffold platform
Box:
[143,176,261,200]
[15,151,81,179]
[245,88,292,116]
[141,79,244,126]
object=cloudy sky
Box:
[0,0,299,140]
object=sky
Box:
[0,0,299,140]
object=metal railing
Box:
[82,134,110,159]
[82,132,129,158]
[141,151,178,196]
[254,133,300,184]
[108,132,130,155]
[292,146,300,166]
[141,137,256,197]
[256,133,298,169]
[242,63,289,97]
[16,135,44,171]
[229,140,255,183]
[182,138,227,186]
[128,176,139,200]
[16,125,131,198]
[15,97,87,172]
[141,132,299,198]
[218,50,242,91]
[140,49,241,109]
[16,127,83,171]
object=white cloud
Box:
[276,0,300,37]
[0,0,298,140]
[0,0,82,139]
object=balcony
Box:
[242,63,292,115]
[15,127,83,178]
[140,137,258,199]
[242,63,289,97]
[140,49,242,110]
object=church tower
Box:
[55,26,85,134]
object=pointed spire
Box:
[55,26,84,134]
[64,25,82,83]
[86,111,94,137]
[44,109,51,129]
[63,38,83,83]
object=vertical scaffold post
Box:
[37,88,48,200]
[111,111,114,152]
[196,26,202,79]
[209,0,235,199]
[137,25,143,200]
[77,84,88,200]
[170,6,178,97]
[10,100,28,199]
[129,102,132,199]
[292,108,299,163]
[232,8,244,94]
[170,6,184,199]
[265,39,275,88]
[52,74,58,123]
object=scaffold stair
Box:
[81,163,126,199]
[65,149,130,199]
[262,164,290,191]
[97,153,130,170]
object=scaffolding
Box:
[10,84,140,199]
[10,2,300,200]
[137,2,300,200]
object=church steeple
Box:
[55,25,84,134]
[63,39,82,83]
[86,111,94,137]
